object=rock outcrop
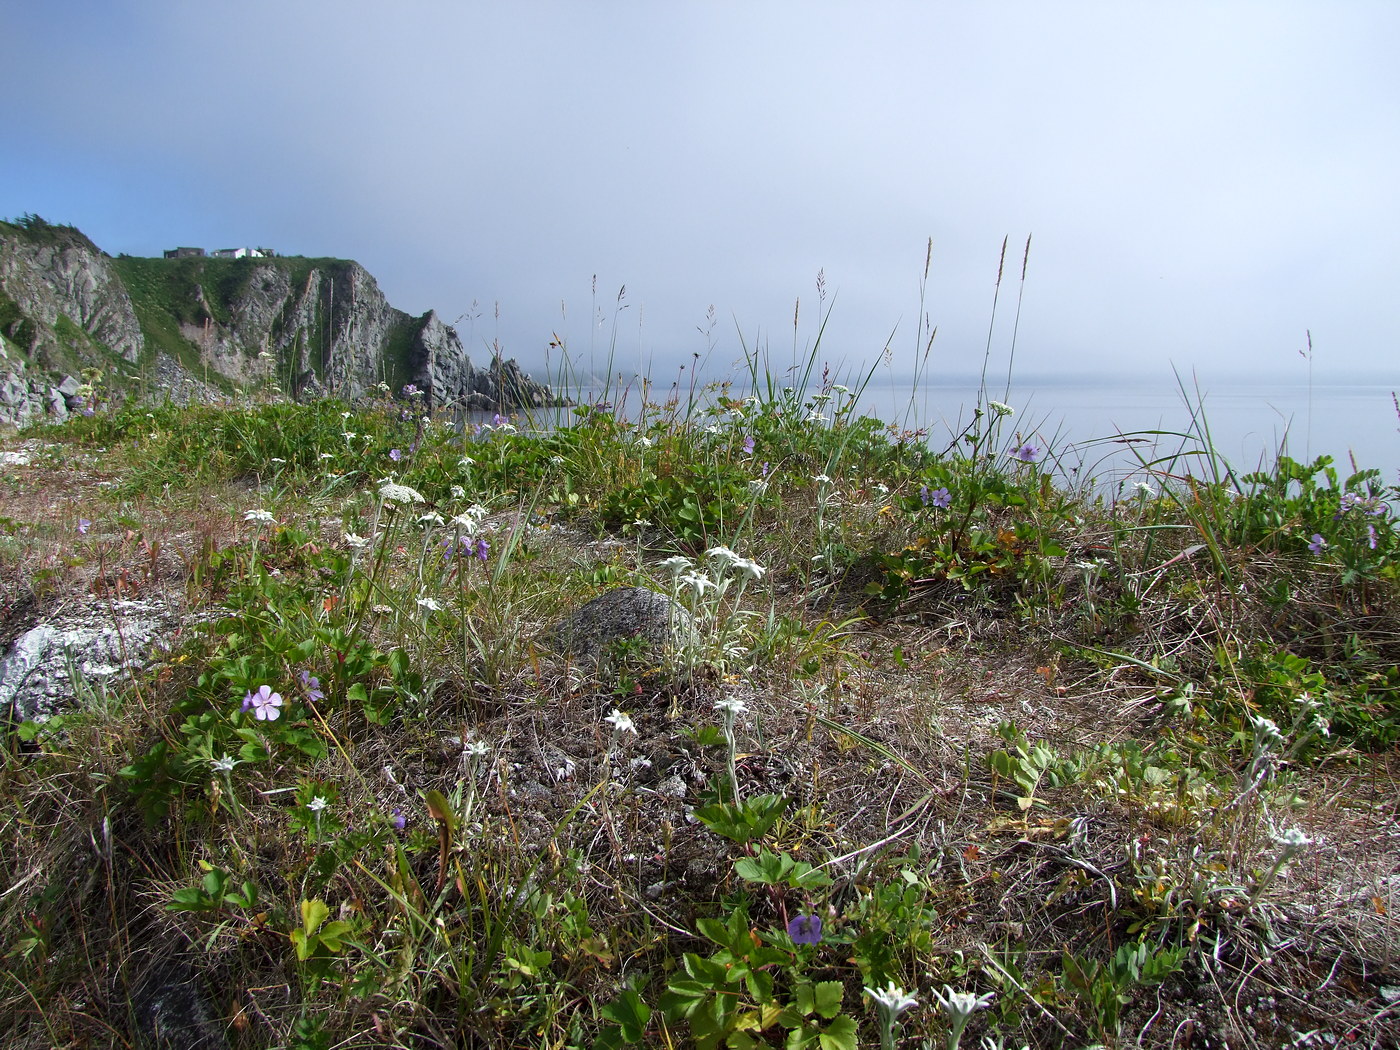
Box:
[548,587,693,661]
[0,215,558,425]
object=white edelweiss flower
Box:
[459,455,476,467]
[449,484,466,499]
[713,696,748,717]
[748,480,769,497]
[1274,828,1312,850]
[340,411,352,420]
[805,411,828,424]
[639,436,654,448]
[731,558,766,581]
[417,511,446,527]
[659,555,693,575]
[987,400,1015,417]
[378,480,426,505]
[605,709,636,734]
[1133,480,1156,498]
[705,545,740,567]
[867,982,920,1016]
[318,452,334,460]
[243,509,276,524]
[550,455,565,464]
[416,595,442,612]
[678,571,716,596]
[811,474,832,485]
[343,533,371,549]
[306,796,328,813]
[211,754,238,774]
[464,739,490,758]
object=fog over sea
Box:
[855,371,1400,492]
[545,366,1400,495]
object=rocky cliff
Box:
[0,215,557,426]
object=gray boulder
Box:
[130,958,229,1050]
[549,586,692,660]
[0,598,179,724]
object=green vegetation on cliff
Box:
[1,335,1396,1047]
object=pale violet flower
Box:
[243,685,283,722]
[605,709,636,734]
[243,509,276,525]
[378,480,426,505]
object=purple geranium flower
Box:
[389,448,402,462]
[1308,533,1327,554]
[921,485,951,509]
[787,914,823,945]
[1013,444,1041,463]
[391,809,407,831]
[243,684,283,721]
[742,434,755,456]
[474,537,490,562]
[300,669,325,703]
[77,519,91,534]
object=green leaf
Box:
[300,897,330,937]
[811,982,843,1020]
[816,1015,858,1050]
[600,989,652,1042]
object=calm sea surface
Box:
[855,375,1400,491]
[518,372,1400,493]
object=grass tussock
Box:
[0,347,1398,1050]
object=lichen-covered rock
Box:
[549,587,692,660]
[0,598,180,724]
[130,959,229,1050]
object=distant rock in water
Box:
[0,213,559,425]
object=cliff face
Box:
[0,219,144,368]
[0,216,556,426]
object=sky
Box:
[4,1,1400,393]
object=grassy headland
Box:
[0,357,1397,1049]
